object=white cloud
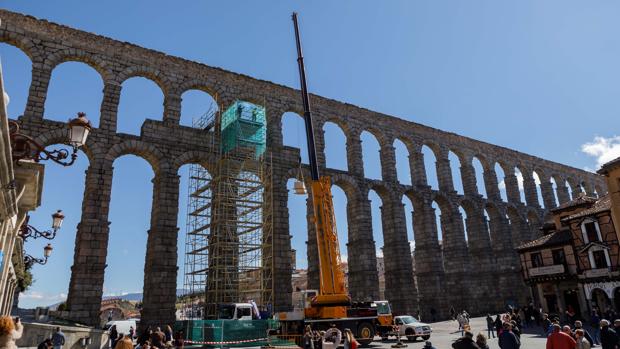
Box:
[20,291,66,308]
[582,136,620,169]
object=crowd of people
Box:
[107,324,184,349]
[303,325,360,349]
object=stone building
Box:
[0,9,607,327]
[518,156,620,318]
[0,46,45,314]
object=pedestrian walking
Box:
[485,314,495,338]
[450,306,456,320]
[498,322,520,349]
[546,324,576,349]
[575,329,591,349]
[600,320,618,349]
[476,332,490,349]
[0,316,23,349]
[51,327,66,349]
[494,314,503,338]
[452,331,480,349]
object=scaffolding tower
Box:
[182,101,273,320]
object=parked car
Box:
[381,315,432,342]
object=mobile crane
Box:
[274,13,393,346]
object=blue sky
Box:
[1,1,620,308]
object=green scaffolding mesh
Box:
[221,101,266,158]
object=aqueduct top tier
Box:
[0,9,605,326]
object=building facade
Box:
[518,156,620,319]
[0,44,45,315]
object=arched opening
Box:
[323,122,347,171]
[117,77,164,135]
[422,145,439,190]
[45,62,103,127]
[287,178,308,270]
[402,195,415,252]
[180,89,218,128]
[431,200,444,269]
[177,163,211,318]
[550,177,560,207]
[459,206,469,245]
[18,150,89,309]
[104,155,153,303]
[472,157,487,198]
[331,185,349,261]
[591,288,611,314]
[449,151,463,195]
[394,139,411,185]
[533,171,545,208]
[514,167,526,204]
[0,43,31,118]
[483,209,492,244]
[565,180,574,201]
[368,189,383,256]
[281,112,308,164]
[361,131,382,180]
[495,163,508,202]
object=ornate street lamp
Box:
[23,243,53,268]
[9,112,91,166]
[19,210,64,242]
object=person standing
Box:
[51,327,66,349]
[498,322,520,349]
[546,324,576,349]
[575,329,591,349]
[114,334,133,349]
[129,326,135,341]
[573,321,593,347]
[600,320,618,349]
[450,307,457,321]
[150,327,165,349]
[343,328,359,349]
[590,311,601,345]
[164,325,173,346]
[0,316,23,349]
[303,325,315,349]
[486,314,495,339]
[109,325,119,349]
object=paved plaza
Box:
[366,316,547,349]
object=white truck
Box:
[382,315,432,342]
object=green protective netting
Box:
[221,100,267,159]
[176,319,289,347]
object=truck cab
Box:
[217,303,256,320]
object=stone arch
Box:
[495,161,509,202]
[105,140,168,174]
[323,121,348,171]
[513,165,526,204]
[323,116,353,138]
[0,31,40,61]
[448,149,464,195]
[281,111,308,164]
[472,156,487,198]
[393,138,411,185]
[172,150,216,174]
[421,142,441,190]
[179,88,219,128]
[360,130,383,180]
[331,173,363,199]
[506,206,528,244]
[116,65,171,95]
[45,48,113,83]
[0,41,34,118]
[178,79,222,100]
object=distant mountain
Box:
[47,289,189,308]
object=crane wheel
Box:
[357,322,375,346]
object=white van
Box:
[104,319,139,336]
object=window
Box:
[531,252,544,268]
[552,249,566,265]
[582,220,601,243]
[592,250,608,269]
